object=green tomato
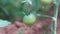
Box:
[40,0,52,6]
[23,14,36,26]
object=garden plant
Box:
[0,0,60,34]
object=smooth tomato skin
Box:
[40,0,52,6]
[23,14,36,26]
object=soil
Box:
[0,18,60,34]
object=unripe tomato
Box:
[23,14,36,26]
[40,0,52,6]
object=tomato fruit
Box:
[40,0,52,6]
[23,13,36,26]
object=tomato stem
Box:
[51,0,59,34]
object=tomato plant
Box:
[0,0,60,34]
[23,13,36,26]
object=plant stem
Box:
[51,0,59,34]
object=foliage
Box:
[0,0,60,34]
[0,0,52,21]
[0,19,11,27]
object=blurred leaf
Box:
[8,0,25,8]
[1,7,9,16]
[0,19,11,27]
[16,11,24,18]
[0,0,2,3]
[0,6,15,21]
[26,0,32,5]
[0,7,10,20]
[31,0,41,11]
[0,0,8,6]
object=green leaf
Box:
[31,0,41,11]
[1,7,9,16]
[0,0,2,3]
[0,0,8,6]
[8,0,25,8]
[0,19,11,27]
